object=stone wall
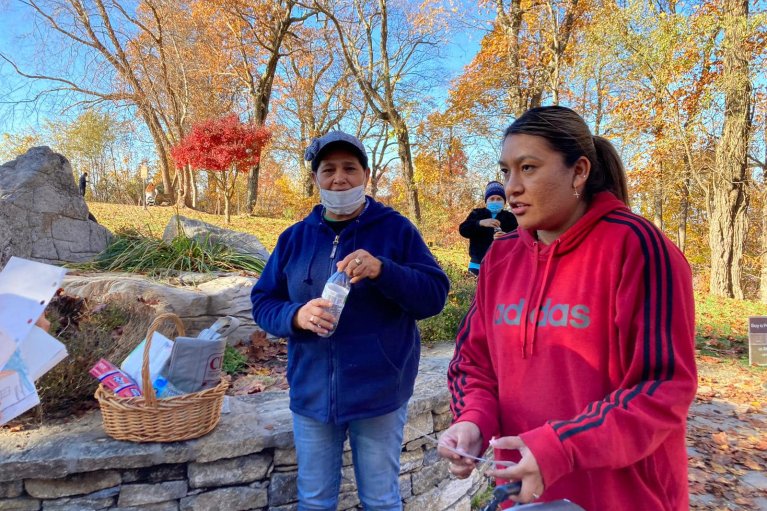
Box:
[0,355,487,511]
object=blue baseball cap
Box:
[304,131,369,172]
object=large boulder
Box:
[162,215,270,262]
[62,272,260,343]
[0,146,112,267]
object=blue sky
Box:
[0,1,487,136]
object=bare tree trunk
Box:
[594,65,604,135]
[761,189,767,302]
[176,164,193,209]
[393,122,420,222]
[249,165,260,214]
[677,179,689,253]
[497,0,524,116]
[143,111,174,198]
[222,170,231,224]
[708,0,752,298]
[246,162,259,213]
[191,170,198,209]
[370,171,379,198]
[240,1,303,213]
[760,121,767,302]
[302,160,315,197]
[653,173,663,230]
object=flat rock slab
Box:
[62,272,259,343]
[0,354,453,483]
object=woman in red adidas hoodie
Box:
[438,106,696,511]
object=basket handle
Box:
[142,312,185,406]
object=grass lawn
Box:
[88,202,469,266]
[88,202,296,253]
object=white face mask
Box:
[319,184,366,215]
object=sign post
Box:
[747,316,767,366]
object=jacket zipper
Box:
[328,232,340,421]
[330,234,340,259]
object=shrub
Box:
[418,261,476,344]
[32,293,156,419]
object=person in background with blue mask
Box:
[459,180,518,276]
[251,130,449,511]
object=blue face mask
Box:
[486,202,504,214]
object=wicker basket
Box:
[95,312,229,443]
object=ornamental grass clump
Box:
[84,228,265,276]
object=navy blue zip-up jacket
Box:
[251,197,449,423]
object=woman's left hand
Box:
[338,250,382,284]
[35,315,50,332]
[484,436,544,504]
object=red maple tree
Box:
[172,114,270,222]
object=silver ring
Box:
[354,257,362,265]
[532,492,540,499]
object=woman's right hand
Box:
[479,218,501,229]
[437,421,483,479]
[293,298,334,335]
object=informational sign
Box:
[139,161,149,180]
[748,316,767,366]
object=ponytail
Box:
[590,136,629,206]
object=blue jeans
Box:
[292,402,409,511]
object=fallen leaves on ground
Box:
[227,332,288,396]
[688,356,767,510]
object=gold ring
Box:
[354,257,362,265]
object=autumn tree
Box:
[0,0,247,209]
[172,114,270,223]
[755,95,767,302]
[450,0,588,125]
[708,0,753,299]
[313,0,451,223]
[414,112,470,209]
[0,0,174,199]
[206,0,311,213]
[274,21,354,197]
[411,111,474,243]
[0,131,42,163]
[581,0,719,253]
[49,110,118,202]
[359,116,398,200]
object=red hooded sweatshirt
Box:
[448,192,697,511]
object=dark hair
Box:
[502,106,628,205]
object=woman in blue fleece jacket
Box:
[251,130,449,511]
